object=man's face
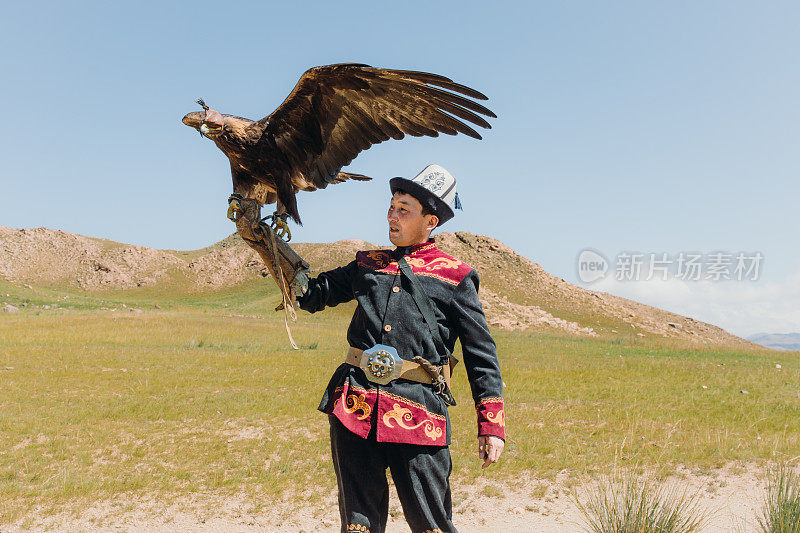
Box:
[387,192,438,247]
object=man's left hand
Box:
[478,435,504,468]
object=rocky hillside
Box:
[0,225,757,348]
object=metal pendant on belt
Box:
[359,344,403,386]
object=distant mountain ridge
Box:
[747,333,800,351]
[0,225,760,348]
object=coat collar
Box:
[392,237,437,258]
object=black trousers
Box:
[329,415,457,533]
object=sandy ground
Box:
[5,463,773,532]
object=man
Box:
[295,164,505,533]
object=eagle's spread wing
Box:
[257,64,495,219]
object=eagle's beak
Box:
[182,112,203,128]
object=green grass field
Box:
[0,279,798,524]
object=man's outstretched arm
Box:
[296,260,358,313]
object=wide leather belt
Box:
[346,345,450,387]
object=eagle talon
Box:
[272,216,292,242]
[261,213,292,242]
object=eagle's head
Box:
[182,99,225,139]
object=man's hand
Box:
[478,435,504,468]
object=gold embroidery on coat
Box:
[406,256,462,270]
[477,396,503,407]
[486,410,505,427]
[364,250,392,267]
[413,270,461,286]
[347,525,369,533]
[380,391,445,419]
[343,393,372,420]
[383,403,443,441]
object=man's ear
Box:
[426,214,439,231]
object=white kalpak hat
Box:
[389,164,462,226]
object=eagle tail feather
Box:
[336,172,372,182]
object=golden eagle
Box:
[182,63,495,237]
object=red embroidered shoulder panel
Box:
[356,241,472,286]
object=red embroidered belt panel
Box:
[330,383,447,446]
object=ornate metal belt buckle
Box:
[359,344,403,386]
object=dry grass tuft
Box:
[758,462,800,533]
[574,469,710,533]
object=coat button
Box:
[384,324,392,332]
[392,286,400,293]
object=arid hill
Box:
[0,225,757,347]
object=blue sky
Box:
[1,1,798,336]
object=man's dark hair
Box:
[393,188,434,217]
